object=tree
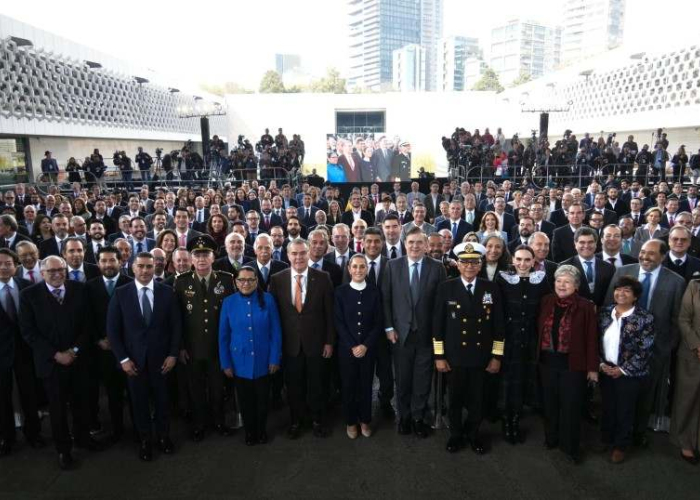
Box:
[510,70,532,87]
[471,67,504,92]
[199,81,253,96]
[309,67,346,94]
[259,71,286,94]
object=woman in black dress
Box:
[496,245,549,444]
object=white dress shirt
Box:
[291,268,309,305]
[137,280,155,315]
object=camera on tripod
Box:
[155,148,163,159]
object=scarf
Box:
[541,294,578,353]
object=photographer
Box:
[135,147,153,183]
[635,144,653,184]
[65,156,83,184]
[86,148,106,188]
[113,150,134,191]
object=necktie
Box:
[399,213,404,224]
[106,279,115,296]
[622,239,631,254]
[338,255,347,269]
[633,214,639,225]
[179,233,187,247]
[410,262,420,305]
[466,212,474,225]
[390,246,397,260]
[608,257,616,267]
[265,215,270,227]
[640,272,652,309]
[200,277,207,291]
[52,288,63,305]
[675,258,683,267]
[273,249,281,261]
[466,283,473,297]
[57,239,63,253]
[71,270,80,281]
[356,241,362,253]
[312,262,320,270]
[141,287,152,324]
[452,222,458,241]
[585,261,594,284]
[137,242,143,253]
[368,261,377,285]
[198,210,204,223]
[669,215,674,226]
[261,266,269,282]
[2,284,17,322]
[294,275,303,313]
[27,270,35,283]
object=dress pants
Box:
[600,372,645,449]
[97,349,128,434]
[448,366,485,439]
[540,352,586,455]
[127,357,170,441]
[392,333,433,422]
[339,353,376,425]
[187,359,224,429]
[284,353,326,423]
[43,362,90,453]
[635,352,671,437]
[374,335,395,406]
[235,375,269,437]
[0,340,41,443]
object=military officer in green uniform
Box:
[433,242,505,455]
[174,235,236,441]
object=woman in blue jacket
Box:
[334,254,383,439]
[219,266,282,445]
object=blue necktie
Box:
[261,266,269,282]
[71,270,81,282]
[106,279,115,296]
[141,288,152,325]
[584,261,594,284]
[639,272,652,309]
[137,242,143,253]
[452,222,458,241]
[312,262,320,270]
[273,250,281,261]
[410,262,420,305]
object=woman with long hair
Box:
[479,234,511,282]
[206,214,230,257]
[477,211,509,243]
[156,229,179,274]
[32,213,53,243]
[327,200,343,226]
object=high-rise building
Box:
[347,0,442,91]
[465,57,488,89]
[490,19,562,85]
[392,44,426,91]
[561,0,626,65]
[275,54,301,75]
[437,35,480,92]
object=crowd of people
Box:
[443,127,700,186]
[325,134,414,183]
[2,136,700,473]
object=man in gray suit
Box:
[604,239,685,444]
[383,226,446,438]
[401,203,437,241]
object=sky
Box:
[3,0,699,91]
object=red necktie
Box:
[27,270,35,283]
[356,241,362,253]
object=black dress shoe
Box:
[381,402,396,419]
[76,437,105,452]
[192,429,204,442]
[446,436,464,453]
[398,419,413,435]
[139,441,153,462]
[544,440,558,450]
[582,409,598,424]
[680,452,699,465]
[0,439,12,456]
[633,433,650,448]
[58,452,75,470]
[470,436,487,455]
[565,452,582,465]
[287,423,301,440]
[258,431,268,444]
[26,435,47,449]
[245,433,257,446]
[413,420,429,439]
[215,424,233,437]
[312,421,329,438]
[158,437,174,454]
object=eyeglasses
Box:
[236,278,257,284]
[43,268,66,274]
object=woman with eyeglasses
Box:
[219,266,282,446]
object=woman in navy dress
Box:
[334,254,383,439]
[219,266,282,445]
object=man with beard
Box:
[428,232,458,279]
[508,216,535,254]
[147,211,168,241]
[84,220,107,265]
[85,246,132,442]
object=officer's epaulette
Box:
[173,271,195,284]
[213,270,234,279]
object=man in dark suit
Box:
[624,198,646,227]
[381,214,407,259]
[548,193,574,227]
[213,233,252,275]
[89,199,117,236]
[39,214,71,258]
[605,187,629,218]
[62,237,100,283]
[604,240,685,446]
[269,226,289,264]
[259,199,283,234]
[252,234,289,291]
[268,239,335,439]
[107,252,182,461]
[586,193,619,226]
[173,208,202,248]
[108,215,132,244]
[424,181,444,224]
[561,227,615,307]
[0,249,45,456]
[304,230,342,288]
[597,225,639,268]
[436,202,473,249]
[528,203,555,239]
[660,197,680,229]
[129,217,156,255]
[84,220,108,265]
[0,215,31,251]
[663,225,700,284]
[551,203,586,263]
[529,232,557,287]
[297,194,319,228]
[508,216,536,255]
[371,137,394,181]
[493,197,516,235]
[341,192,374,227]
[382,226,446,437]
[85,246,132,442]
[20,255,99,470]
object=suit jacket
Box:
[254,259,289,291]
[38,238,62,259]
[663,254,700,284]
[341,210,374,228]
[548,208,569,228]
[318,256,344,288]
[604,265,685,358]
[660,212,681,229]
[338,153,363,183]
[401,221,437,239]
[67,263,101,283]
[633,225,669,244]
[498,212,516,235]
[259,213,283,233]
[598,304,655,377]
[268,267,336,357]
[176,229,203,245]
[85,274,133,342]
[130,238,156,254]
[213,256,252,275]
[561,256,615,307]
[380,241,406,259]
[382,256,447,345]
[596,252,639,268]
[375,209,398,226]
[0,278,30,371]
[551,225,578,263]
[436,219,474,247]
[624,212,646,227]
[88,215,117,236]
[334,283,383,355]
[424,194,444,223]
[0,232,31,252]
[19,281,91,378]
[298,206,318,228]
[371,148,393,181]
[106,281,182,370]
[678,281,700,362]
[586,208,619,226]
[605,200,629,218]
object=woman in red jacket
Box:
[537,264,599,464]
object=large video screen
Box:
[325,133,412,183]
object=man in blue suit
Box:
[128,217,156,257]
[107,252,182,462]
[436,201,473,248]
